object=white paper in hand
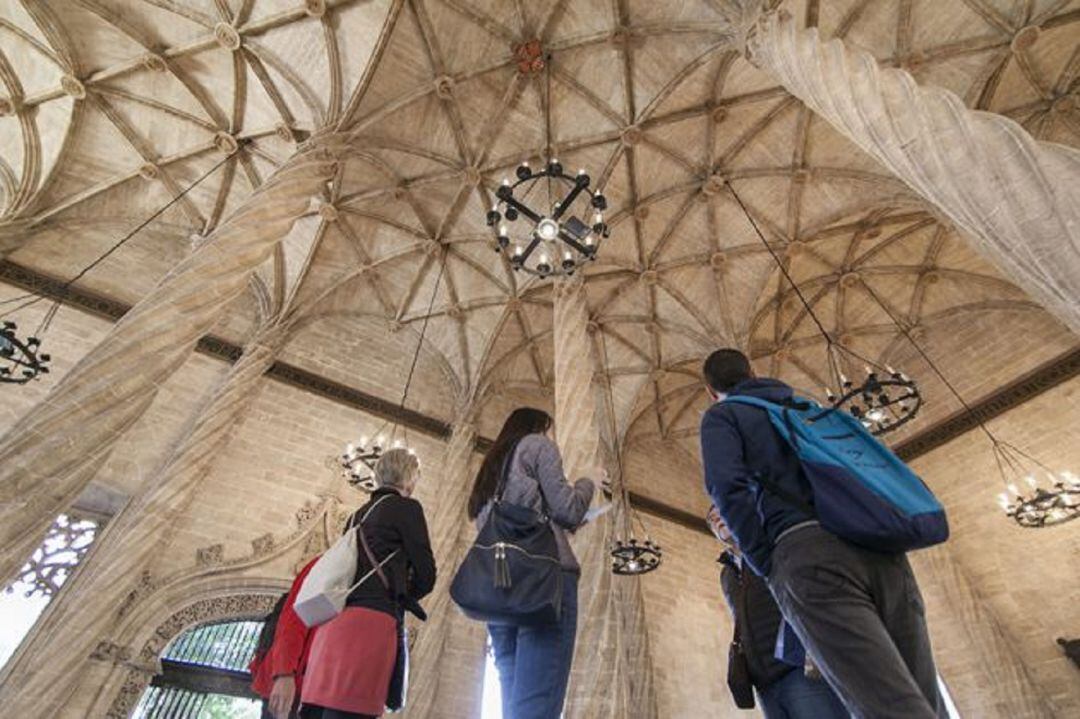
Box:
[583,503,613,524]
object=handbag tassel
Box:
[494,544,512,589]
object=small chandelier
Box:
[611,535,662,576]
[822,343,921,436]
[993,441,1079,528]
[488,159,609,277]
[340,436,386,491]
[0,321,50,384]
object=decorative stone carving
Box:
[195,543,224,567]
[710,106,728,124]
[89,640,132,664]
[8,513,98,598]
[701,173,726,196]
[251,533,275,557]
[213,131,239,155]
[621,125,643,146]
[434,75,455,99]
[463,165,481,185]
[138,163,159,181]
[106,593,278,719]
[634,205,650,221]
[1010,25,1040,54]
[640,269,659,286]
[840,271,861,289]
[214,23,242,51]
[0,97,13,116]
[317,201,339,222]
[60,75,86,99]
[140,54,167,73]
[710,251,727,269]
[304,0,327,18]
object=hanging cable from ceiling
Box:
[597,324,662,575]
[340,255,447,490]
[724,179,921,435]
[0,140,251,384]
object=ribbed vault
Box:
[1,0,1077,515]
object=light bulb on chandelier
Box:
[992,441,1079,528]
[488,158,610,278]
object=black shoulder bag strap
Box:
[727,564,756,709]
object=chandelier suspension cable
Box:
[724,179,921,435]
[724,181,832,342]
[857,280,997,445]
[0,140,251,384]
[597,323,662,574]
[339,250,446,488]
[397,258,447,447]
[0,141,250,322]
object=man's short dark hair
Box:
[703,349,752,392]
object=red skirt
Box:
[301,607,398,716]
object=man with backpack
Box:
[699,349,945,719]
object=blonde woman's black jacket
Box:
[344,487,436,619]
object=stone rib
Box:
[0,147,338,584]
[746,8,1080,333]
[0,323,287,715]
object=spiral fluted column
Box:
[0,322,289,716]
[743,7,1080,333]
[0,144,339,584]
[403,419,482,718]
[553,278,657,719]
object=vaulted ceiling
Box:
[1,0,1078,513]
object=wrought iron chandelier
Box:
[488,52,610,277]
[0,141,246,388]
[598,328,662,576]
[993,441,1079,528]
[340,261,445,490]
[0,321,50,383]
[725,182,920,436]
[822,343,921,435]
[488,160,609,277]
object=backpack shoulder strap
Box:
[719,396,816,517]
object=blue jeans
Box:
[758,668,850,719]
[488,572,578,719]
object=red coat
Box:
[250,557,319,698]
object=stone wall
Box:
[909,375,1080,717]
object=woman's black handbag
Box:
[450,447,563,626]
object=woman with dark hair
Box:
[468,407,603,719]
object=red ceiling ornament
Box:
[514,40,545,75]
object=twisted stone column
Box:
[403,419,483,718]
[554,278,657,719]
[743,7,1080,333]
[909,545,1057,717]
[0,144,339,584]
[0,322,288,715]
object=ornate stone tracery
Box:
[7,513,98,599]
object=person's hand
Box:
[591,465,610,495]
[269,675,296,719]
[804,657,823,681]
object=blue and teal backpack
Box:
[723,395,948,552]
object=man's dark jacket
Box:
[700,378,815,576]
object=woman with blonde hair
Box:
[301,448,436,719]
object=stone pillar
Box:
[742,7,1080,334]
[553,278,657,719]
[0,322,288,715]
[403,419,485,719]
[909,544,1057,718]
[0,143,339,584]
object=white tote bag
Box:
[295,495,396,628]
